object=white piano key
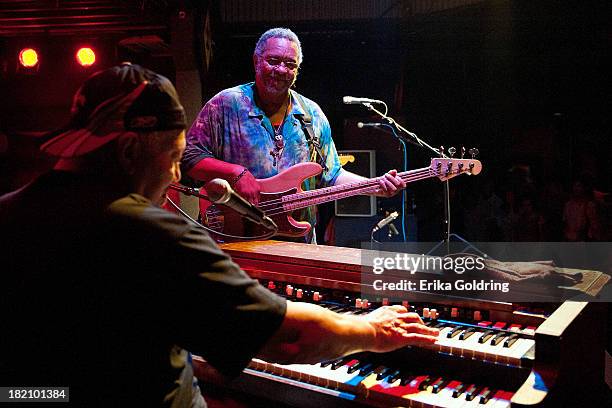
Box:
[434,380,464,407]
[458,388,512,408]
[432,327,534,366]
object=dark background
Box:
[1,0,610,246]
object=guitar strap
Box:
[292,93,325,244]
[294,93,328,172]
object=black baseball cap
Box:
[41,63,187,158]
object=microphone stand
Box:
[361,103,485,257]
[362,103,444,158]
[168,183,210,200]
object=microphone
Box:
[357,122,385,128]
[343,96,384,105]
[372,211,399,233]
[206,178,278,230]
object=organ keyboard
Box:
[195,241,609,408]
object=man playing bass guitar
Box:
[182,28,405,243]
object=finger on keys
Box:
[401,332,440,345]
[396,312,425,325]
[399,323,440,337]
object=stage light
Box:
[76,47,96,67]
[19,48,39,68]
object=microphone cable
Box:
[165,194,278,241]
[365,122,409,242]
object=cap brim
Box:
[40,81,148,158]
[40,127,123,158]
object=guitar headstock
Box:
[338,154,355,167]
[430,158,482,180]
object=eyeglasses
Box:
[264,57,299,71]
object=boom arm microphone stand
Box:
[360,102,485,257]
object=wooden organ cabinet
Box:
[194,241,609,408]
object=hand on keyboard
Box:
[364,305,440,353]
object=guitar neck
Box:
[282,167,434,212]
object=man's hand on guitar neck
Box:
[374,169,407,198]
[335,169,406,198]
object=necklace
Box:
[269,99,290,167]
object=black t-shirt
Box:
[0,171,286,407]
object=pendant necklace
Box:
[270,100,289,167]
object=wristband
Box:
[229,167,248,187]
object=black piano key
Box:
[490,332,507,346]
[376,367,394,381]
[387,370,402,383]
[479,387,494,404]
[331,357,349,370]
[399,375,414,386]
[447,326,464,338]
[465,384,481,401]
[346,360,364,374]
[459,327,477,340]
[372,365,388,379]
[478,330,495,344]
[452,383,466,398]
[359,363,375,376]
[320,359,334,368]
[418,376,433,391]
[431,378,449,394]
[504,333,520,347]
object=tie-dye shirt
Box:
[182,82,343,241]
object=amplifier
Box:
[335,150,376,217]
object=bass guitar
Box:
[197,158,481,241]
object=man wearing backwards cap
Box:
[0,63,437,406]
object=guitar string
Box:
[255,167,432,210]
[257,168,433,212]
[263,170,435,216]
[201,163,470,235]
[260,161,477,212]
[258,168,436,217]
[198,167,432,235]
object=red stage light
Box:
[19,48,39,68]
[76,47,96,67]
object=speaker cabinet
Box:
[335,150,376,216]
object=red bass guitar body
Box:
[199,162,322,242]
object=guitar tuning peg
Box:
[439,146,444,157]
[448,147,456,157]
[469,148,479,159]
[461,146,466,159]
